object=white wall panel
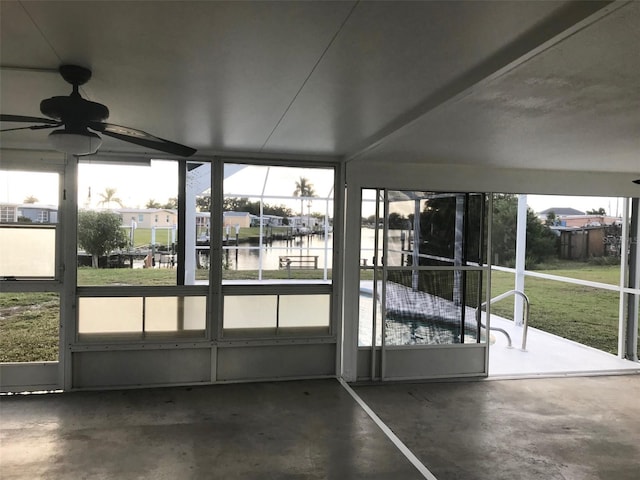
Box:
[0,363,59,393]
[217,344,335,381]
[72,349,211,389]
[384,345,487,380]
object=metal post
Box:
[381,189,389,381]
[514,194,528,326]
[454,194,465,302]
[184,165,197,284]
[151,225,156,263]
[625,198,639,361]
[412,198,420,291]
[371,189,382,381]
[235,224,240,268]
[454,194,465,341]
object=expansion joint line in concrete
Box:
[338,378,438,480]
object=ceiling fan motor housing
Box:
[40,96,109,128]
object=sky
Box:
[361,191,622,217]
[0,164,623,217]
[0,161,335,213]
[526,194,622,216]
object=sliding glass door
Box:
[358,189,490,381]
[0,166,65,392]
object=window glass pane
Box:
[223,295,277,329]
[77,160,178,286]
[385,192,416,267]
[466,193,486,264]
[492,193,622,275]
[145,296,206,332]
[416,193,458,264]
[279,295,330,328]
[187,161,211,285]
[223,164,334,283]
[387,191,486,268]
[359,189,383,346]
[385,270,465,345]
[78,297,143,334]
[358,284,382,346]
[360,189,383,267]
[0,226,56,277]
[0,170,59,221]
[0,169,59,279]
[0,292,59,362]
[464,270,484,343]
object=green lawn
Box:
[535,262,620,285]
[490,266,622,354]
[79,266,335,285]
[0,292,59,362]
[1,264,634,362]
[78,267,180,286]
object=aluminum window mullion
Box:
[381,189,389,382]
[370,188,382,380]
[617,198,628,358]
[177,160,187,285]
[62,156,78,391]
[484,194,493,374]
[625,198,639,361]
[211,158,224,341]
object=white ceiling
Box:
[1,1,638,175]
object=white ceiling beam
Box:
[344,1,625,164]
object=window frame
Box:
[216,158,341,340]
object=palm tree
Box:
[293,177,315,229]
[98,187,124,209]
[23,195,38,204]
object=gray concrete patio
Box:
[2,376,639,479]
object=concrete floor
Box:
[354,375,640,480]
[1,376,639,479]
[0,380,422,480]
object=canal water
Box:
[222,234,333,271]
[220,227,407,271]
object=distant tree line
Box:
[195,195,294,219]
[363,194,558,268]
[146,197,178,209]
[489,194,558,267]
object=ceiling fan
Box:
[0,65,196,157]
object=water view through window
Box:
[221,164,335,282]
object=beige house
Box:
[117,208,177,229]
[223,211,251,229]
[561,215,620,228]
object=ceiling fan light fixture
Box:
[48,128,102,156]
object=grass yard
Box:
[78,266,180,286]
[78,267,331,285]
[223,269,332,281]
[2,264,634,363]
[534,261,621,285]
[0,292,59,362]
[490,265,622,354]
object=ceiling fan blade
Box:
[90,122,196,157]
[1,114,59,125]
[1,123,62,132]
